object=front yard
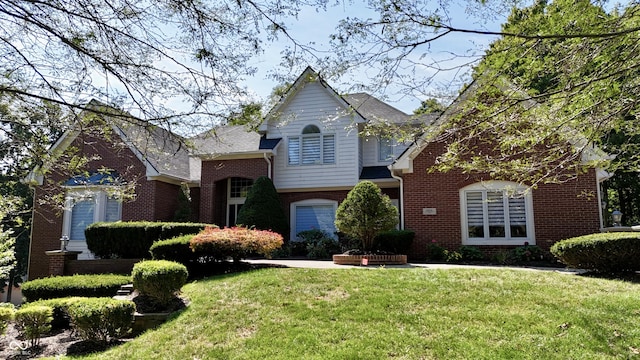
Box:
[52,267,640,359]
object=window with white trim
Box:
[460,182,534,245]
[288,124,335,165]
[290,199,338,240]
[63,190,122,241]
[227,177,253,226]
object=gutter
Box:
[263,153,272,179]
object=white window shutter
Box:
[323,135,335,164]
[70,199,95,241]
[302,135,321,164]
[288,137,300,165]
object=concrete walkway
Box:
[245,259,583,274]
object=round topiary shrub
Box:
[550,232,640,273]
[132,260,188,308]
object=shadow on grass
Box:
[578,271,640,283]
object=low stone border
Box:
[332,254,407,266]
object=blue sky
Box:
[243,1,510,114]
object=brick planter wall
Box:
[332,254,407,265]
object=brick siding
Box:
[402,141,600,260]
[28,130,183,279]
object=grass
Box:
[65,267,639,359]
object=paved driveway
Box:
[246,259,582,273]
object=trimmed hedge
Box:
[86,221,213,259]
[22,274,131,302]
[149,235,198,264]
[25,297,84,329]
[66,298,135,342]
[14,305,52,347]
[132,260,188,307]
[0,306,14,335]
[190,226,284,262]
[551,232,640,272]
[374,230,415,254]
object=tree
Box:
[0,195,17,286]
[323,0,640,184]
[413,98,445,116]
[335,181,398,252]
[236,176,289,238]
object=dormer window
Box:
[288,125,335,165]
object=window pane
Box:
[379,138,393,161]
[302,125,320,134]
[508,196,528,237]
[105,197,121,222]
[486,191,505,237]
[288,138,300,165]
[295,205,336,238]
[323,135,335,164]
[302,135,321,164]
[466,191,484,238]
[70,199,95,241]
[230,178,253,198]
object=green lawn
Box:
[70,268,639,359]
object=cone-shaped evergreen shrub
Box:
[335,181,398,251]
[236,176,289,238]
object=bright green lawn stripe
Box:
[62,268,640,360]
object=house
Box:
[27,68,606,279]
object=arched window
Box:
[460,181,535,245]
[288,124,335,165]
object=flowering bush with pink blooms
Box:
[190,226,283,262]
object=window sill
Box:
[463,238,535,246]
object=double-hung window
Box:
[288,125,335,165]
[460,182,534,245]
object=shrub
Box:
[190,226,284,262]
[132,260,188,307]
[86,221,212,259]
[295,230,341,259]
[0,306,14,335]
[236,176,289,238]
[444,250,462,263]
[458,246,485,261]
[426,242,446,261]
[511,244,543,262]
[14,305,52,347]
[335,181,399,251]
[374,230,415,254]
[66,298,135,342]
[492,250,514,265]
[22,274,131,301]
[551,232,640,272]
[25,297,84,330]
[150,235,198,264]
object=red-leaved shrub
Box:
[190,226,283,262]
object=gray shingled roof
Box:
[115,119,192,181]
[343,93,410,124]
[190,125,280,157]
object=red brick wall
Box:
[402,141,601,260]
[28,130,183,279]
[199,158,269,224]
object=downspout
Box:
[263,153,272,179]
[389,166,404,230]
